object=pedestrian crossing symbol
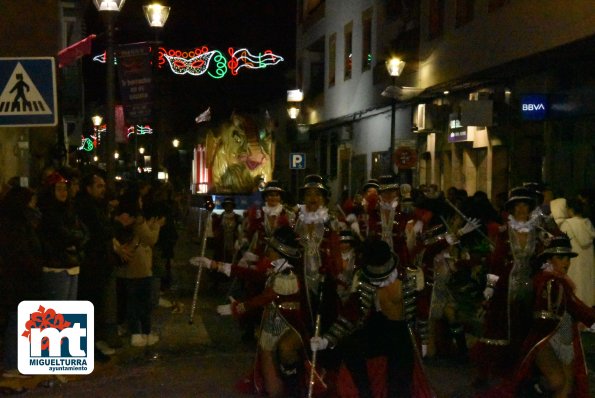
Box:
[0,58,57,127]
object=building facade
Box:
[293,0,595,201]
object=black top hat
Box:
[222,197,236,208]
[267,226,301,259]
[377,175,399,192]
[361,179,380,193]
[522,181,545,204]
[539,235,577,260]
[505,186,536,212]
[361,239,398,282]
[339,229,356,243]
[262,180,285,200]
[299,175,329,197]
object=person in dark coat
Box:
[38,172,88,300]
[0,186,43,376]
[75,171,117,359]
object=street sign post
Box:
[0,57,57,127]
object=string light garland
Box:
[94,46,283,78]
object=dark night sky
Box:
[83,0,297,138]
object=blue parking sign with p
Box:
[290,153,305,169]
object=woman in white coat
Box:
[560,198,595,308]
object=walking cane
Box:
[308,276,325,398]
[189,206,212,324]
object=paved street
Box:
[2,222,595,397]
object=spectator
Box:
[560,198,595,308]
[76,171,117,360]
[0,186,43,378]
[114,188,164,347]
[38,172,87,300]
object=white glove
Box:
[458,218,481,236]
[310,336,329,352]
[345,213,357,224]
[445,233,458,245]
[241,251,259,263]
[350,222,360,236]
[483,287,494,300]
[189,256,212,268]
[217,296,240,316]
[217,304,232,316]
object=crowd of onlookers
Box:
[0,166,182,378]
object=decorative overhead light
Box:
[172,138,180,148]
[114,151,120,159]
[139,146,145,154]
[93,0,126,12]
[143,3,171,28]
[385,57,405,77]
[91,115,103,127]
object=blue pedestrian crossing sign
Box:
[290,153,306,169]
[0,57,57,127]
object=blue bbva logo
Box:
[521,95,548,120]
[18,301,94,375]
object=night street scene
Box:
[1,0,595,397]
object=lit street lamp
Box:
[91,114,103,164]
[383,57,405,176]
[287,89,303,120]
[172,138,180,148]
[93,0,126,180]
[143,2,171,180]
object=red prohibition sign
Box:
[394,147,417,168]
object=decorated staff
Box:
[188,199,214,324]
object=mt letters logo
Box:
[18,301,94,375]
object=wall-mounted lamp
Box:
[287,89,303,120]
[385,57,406,77]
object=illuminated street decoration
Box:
[92,51,118,65]
[79,136,95,152]
[159,47,227,78]
[227,48,283,76]
[127,125,153,138]
[94,46,283,78]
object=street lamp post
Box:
[384,58,405,176]
[93,0,126,180]
[91,114,103,164]
[143,2,171,180]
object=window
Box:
[329,33,336,86]
[361,8,372,72]
[455,0,474,27]
[344,22,353,80]
[428,0,445,40]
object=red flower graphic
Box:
[21,305,72,350]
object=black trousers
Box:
[341,314,414,398]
